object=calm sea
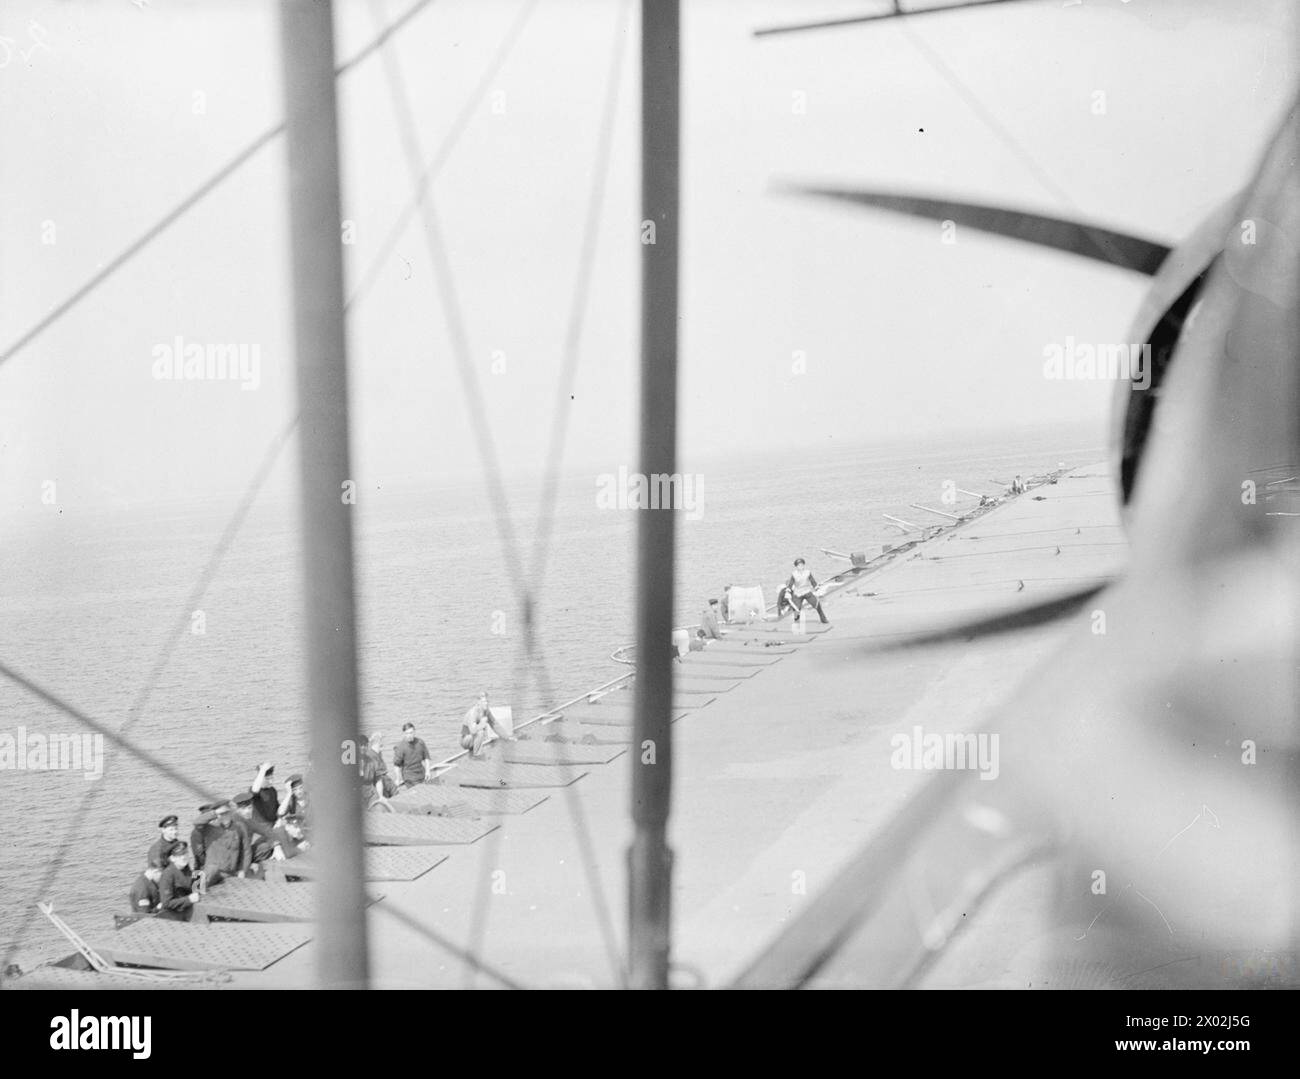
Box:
[0,425,1104,966]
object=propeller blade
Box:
[781,184,1173,275]
[859,583,1110,652]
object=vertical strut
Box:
[628,0,680,991]
[278,0,370,990]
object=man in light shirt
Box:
[786,557,829,624]
[461,692,516,757]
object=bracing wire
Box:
[370,901,527,990]
[347,0,543,313]
[463,0,635,988]
[368,0,632,987]
[1,0,538,968]
[895,20,1137,270]
[0,414,299,968]
[0,0,442,370]
[3,0,625,988]
[368,1,530,592]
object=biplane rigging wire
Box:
[466,0,635,990]
[368,0,631,988]
[0,0,540,975]
[0,0,443,371]
[895,17,1142,272]
[0,416,297,971]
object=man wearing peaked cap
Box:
[278,774,308,823]
[127,863,162,918]
[198,800,250,885]
[233,789,276,868]
[189,805,221,872]
[157,842,201,922]
[147,815,183,869]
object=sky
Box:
[0,0,1296,513]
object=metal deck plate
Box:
[557,709,637,728]
[680,652,781,666]
[735,621,832,634]
[90,921,313,972]
[286,845,449,882]
[386,795,441,815]
[392,785,547,815]
[366,814,499,845]
[533,722,633,745]
[4,966,222,990]
[199,880,382,923]
[588,694,708,710]
[388,787,478,817]
[669,664,759,678]
[577,727,634,744]
[704,640,799,654]
[438,758,589,788]
[674,679,734,695]
[715,633,816,646]
[497,741,625,765]
[552,709,695,728]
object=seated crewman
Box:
[198,802,250,886]
[392,727,431,790]
[249,761,279,827]
[271,815,310,860]
[278,774,309,823]
[233,790,277,866]
[157,843,201,922]
[189,803,220,872]
[359,733,393,810]
[128,864,163,917]
[460,692,516,758]
[148,814,183,869]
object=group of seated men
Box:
[127,763,311,921]
[366,694,516,808]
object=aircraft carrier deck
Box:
[10,463,1126,989]
[242,462,1123,989]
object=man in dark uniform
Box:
[392,725,431,790]
[189,803,220,871]
[249,761,279,827]
[271,815,310,860]
[200,802,250,886]
[128,864,163,917]
[147,815,183,868]
[233,790,276,867]
[158,843,201,921]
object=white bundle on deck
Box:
[724,585,765,623]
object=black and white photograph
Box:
[0,0,1296,1032]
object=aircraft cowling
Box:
[1111,198,1236,506]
